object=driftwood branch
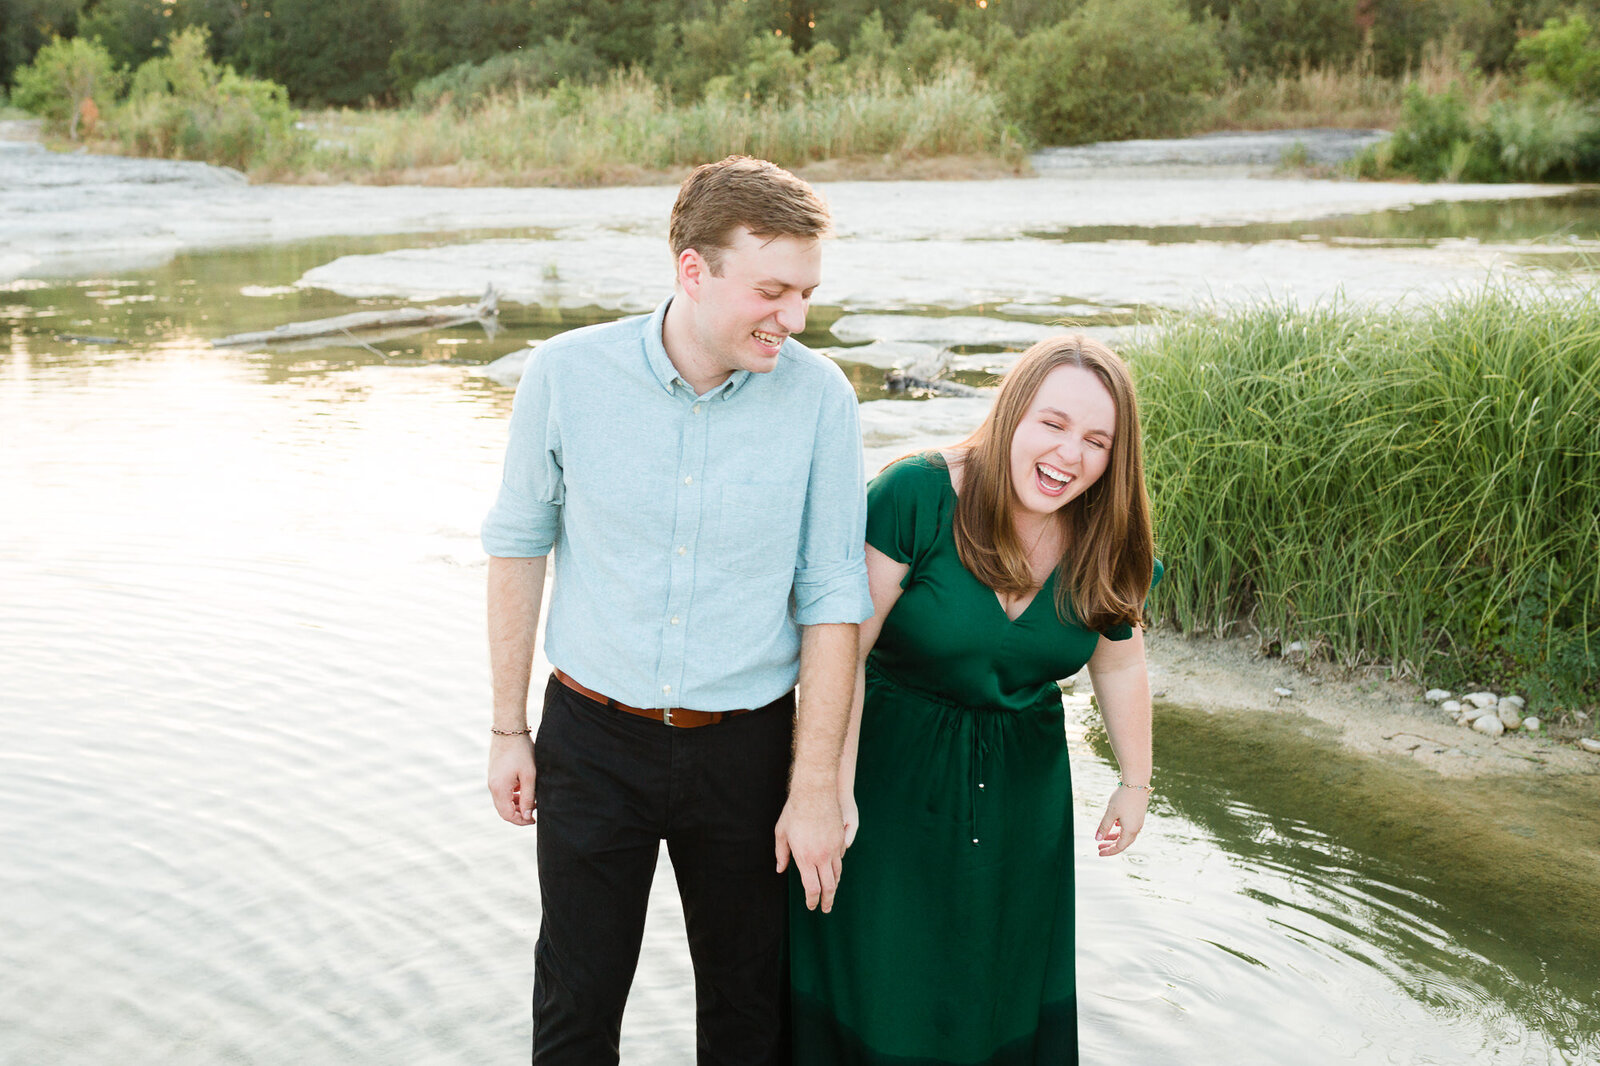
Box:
[213,285,499,348]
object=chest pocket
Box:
[715,481,800,578]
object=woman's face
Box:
[1008,364,1116,519]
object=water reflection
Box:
[1026,189,1600,247]
[1080,703,1600,1063]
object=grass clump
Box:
[293,66,1025,185]
[1132,290,1600,716]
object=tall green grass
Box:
[1131,291,1600,711]
[291,67,1024,184]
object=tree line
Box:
[5,0,1599,107]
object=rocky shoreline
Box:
[1140,630,1600,779]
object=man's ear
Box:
[677,248,706,300]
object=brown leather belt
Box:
[553,667,755,728]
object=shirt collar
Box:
[644,296,752,400]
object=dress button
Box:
[971,838,980,845]
[978,783,985,789]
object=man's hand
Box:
[775,785,846,912]
[488,733,537,826]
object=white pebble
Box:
[1424,688,1452,702]
[1273,687,1293,698]
[1461,704,1495,722]
[1497,704,1524,729]
[1463,692,1499,709]
[1578,738,1600,755]
[1440,700,1462,714]
[1501,695,1526,712]
[1473,715,1505,737]
[1523,717,1540,732]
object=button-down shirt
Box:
[482,298,872,711]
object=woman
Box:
[790,335,1160,1066]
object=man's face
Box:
[689,227,821,378]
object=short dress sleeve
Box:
[864,455,947,582]
[1101,557,1165,641]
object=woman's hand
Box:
[1094,785,1149,856]
[840,787,860,849]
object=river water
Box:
[4,143,1600,1064]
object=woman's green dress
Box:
[790,453,1159,1066]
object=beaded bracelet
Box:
[491,726,532,737]
[1118,780,1154,795]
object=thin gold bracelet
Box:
[491,727,532,737]
[1118,780,1154,795]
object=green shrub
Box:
[411,36,605,110]
[1356,84,1498,181]
[1514,13,1600,102]
[653,5,762,102]
[111,27,301,171]
[1132,292,1600,711]
[1354,82,1600,182]
[1485,89,1600,181]
[11,35,124,140]
[1215,0,1363,74]
[995,0,1225,145]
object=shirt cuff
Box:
[481,498,558,557]
[793,564,873,626]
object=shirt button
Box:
[683,475,692,485]
[670,616,680,625]
[676,545,687,556]
[662,684,672,694]
[692,404,701,414]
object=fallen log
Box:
[213,285,498,348]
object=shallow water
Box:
[6,172,1600,1063]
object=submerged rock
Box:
[468,344,538,386]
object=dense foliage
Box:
[12,0,1600,177]
[14,28,298,164]
[1133,291,1600,712]
[1355,15,1600,181]
[9,0,1600,110]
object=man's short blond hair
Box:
[669,156,831,275]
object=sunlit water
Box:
[6,188,1600,1064]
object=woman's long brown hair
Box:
[950,335,1155,633]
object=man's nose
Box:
[775,292,808,334]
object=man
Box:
[482,156,871,1065]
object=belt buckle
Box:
[662,707,675,727]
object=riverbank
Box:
[1142,630,1599,779]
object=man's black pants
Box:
[531,673,795,1066]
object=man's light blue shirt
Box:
[482,298,873,711]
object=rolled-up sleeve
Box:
[792,373,873,626]
[481,353,563,557]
